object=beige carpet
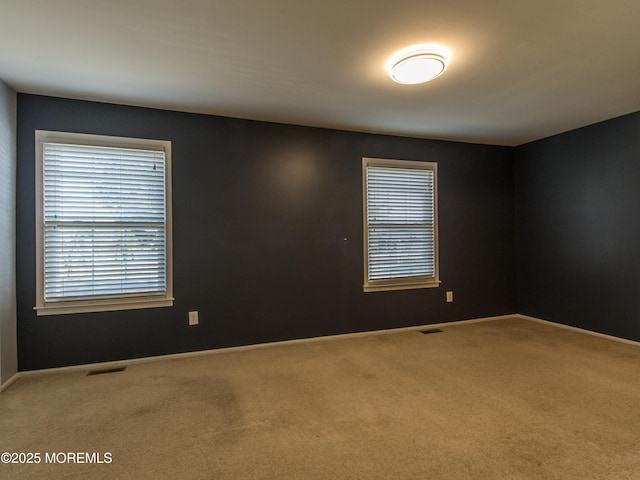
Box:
[2,317,640,479]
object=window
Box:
[35,131,173,315]
[363,157,439,292]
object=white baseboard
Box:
[0,373,19,393]
[18,313,638,385]
[15,314,517,380]
[515,314,640,348]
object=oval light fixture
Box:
[388,44,450,85]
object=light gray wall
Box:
[0,80,17,386]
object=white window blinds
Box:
[41,140,168,303]
[363,159,439,291]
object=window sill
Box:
[34,297,174,316]
[364,280,441,292]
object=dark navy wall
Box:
[515,111,640,341]
[17,94,515,370]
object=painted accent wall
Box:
[515,110,640,341]
[0,80,17,385]
[17,94,515,370]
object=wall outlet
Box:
[188,311,199,325]
[446,291,454,303]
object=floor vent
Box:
[87,366,127,376]
[419,329,443,335]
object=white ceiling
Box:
[1,0,639,146]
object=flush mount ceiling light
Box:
[387,45,450,85]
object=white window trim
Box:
[362,157,440,292]
[34,130,174,316]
